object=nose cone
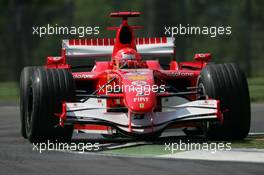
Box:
[122,70,156,113]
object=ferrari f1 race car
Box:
[20,12,250,143]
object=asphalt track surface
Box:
[0,104,264,175]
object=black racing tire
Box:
[198,63,250,140]
[20,67,36,138]
[23,67,76,143]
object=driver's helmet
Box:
[113,48,141,68]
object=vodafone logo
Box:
[73,74,93,79]
[168,72,194,77]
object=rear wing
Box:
[62,37,175,58]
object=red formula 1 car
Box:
[20,12,250,143]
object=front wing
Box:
[58,99,222,134]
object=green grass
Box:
[231,135,264,149]
[101,144,177,156]
[248,77,264,102]
[0,77,263,102]
[0,82,19,101]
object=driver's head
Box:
[113,48,141,68]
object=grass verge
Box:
[248,77,264,102]
[101,145,174,156]
[231,135,264,149]
[0,82,19,101]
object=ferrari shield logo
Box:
[139,103,144,108]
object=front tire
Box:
[198,63,250,140]
[20,67,35,138]
[23,67,76,143]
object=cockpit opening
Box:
[119,26,132,44]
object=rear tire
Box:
[23,67,76,143]
[198,63,250,140]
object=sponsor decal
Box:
[115,99,121,105]
[125,71,149,75]
[198,100,216,106]
[73,74,94,79]
[127,75,147,81]
[167,72,194,77]
[131,80,147,86]
[121,53,136,59]
[139,103,144,108]
[198,53,206,58]
[133,97,149,102]
[51,57,62,61]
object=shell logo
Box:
[127,75,147,81]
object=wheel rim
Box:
[197,82,206,100]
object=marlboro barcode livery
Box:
[20,12,250,143]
